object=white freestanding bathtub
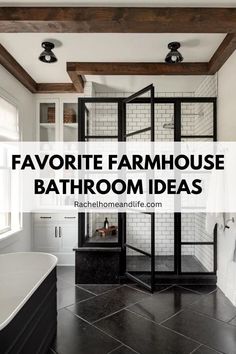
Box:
[0,252,57,354]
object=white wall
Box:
[218,52,236,142]
[217,51,236,305]
[0,64,35,253]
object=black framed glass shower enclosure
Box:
[122,85,155,292]
[77,92,217,291]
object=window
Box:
[0,95,21,235]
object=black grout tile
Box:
[127,285,202,324]
[67,285,149,323]
[192,345,222,354]
[57,284,94,310]
[77,284,122,295]
[162,309,236,354]
[129,284,171,294]
[95,309,199,354]
[178,285,217,295]
[187,289,236,323]
[229,315,236,326]
[109,345,139,354]
[55,267,234,354]
[51,308,119,354]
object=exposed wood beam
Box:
[0,43,81,93]
[67,62,209,76]
[0,7,236,33]
[208,33,236,74]
[67,63,85,92]
[37,83,77,93]
[0,43,37,93]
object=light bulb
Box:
[45,55,51,62]
[171,55,177,62]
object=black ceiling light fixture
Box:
[39,42,57,63]
[165,42,183,64]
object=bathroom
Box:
[0,7,236,353]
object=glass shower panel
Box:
[82,100,119,245]
[126,103,151,138]
[155,213,174,272]
[126,193,175,271]
[181,213,214,243]
[85,102,118,137]
[126,130,151,141]
[85,213,119,243]
[126,213,151,253]
[181,102,214,136]
[155,103,175,272]
[125,211,154,290]
[181,245,214,273]
[126,247,152,286]
[155,103,174,141]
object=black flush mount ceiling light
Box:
[39,42,57,63]
[165,42,183,64]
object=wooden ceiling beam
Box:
[208,33,236,74]
[67,63,85,92]
[0,7,236,33]
[36,83,77,93]
[0,43,82,93]
[0,43,37,93]
[67,62,209,76]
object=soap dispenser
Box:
[104,217,109,229]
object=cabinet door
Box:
[61,100,78,142]
[59,222,78,252]
[34,223,59,252]
[37,99,60,141]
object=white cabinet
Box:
[34,96,80,265]
[37,99,59,141]
[36,98,78,142]
[34,224,59,252]
[60,222,78,253]
[33,213,78,265]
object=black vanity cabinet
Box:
[74,247,121,284]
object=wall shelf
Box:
[40,123,56,128]
[63,123,78,128]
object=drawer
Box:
[33,213,78,223]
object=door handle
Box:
[55,226,57,238]
[59,226,62,238]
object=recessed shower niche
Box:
[75,85,217,291]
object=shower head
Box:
[163,122,174,130]
[162,112,204,130]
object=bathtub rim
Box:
[0,252,58,331]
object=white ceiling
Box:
[0,2,229,92]
[0,0,236,6]
[0,33,225,92]
[90,75,206,93]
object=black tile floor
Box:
[49,266,236,354]
[126,255,207,272]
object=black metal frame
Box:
[78,94,217,284]
[78,98,123,248]
[121,84,155,292]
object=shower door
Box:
[122,84,155,292]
